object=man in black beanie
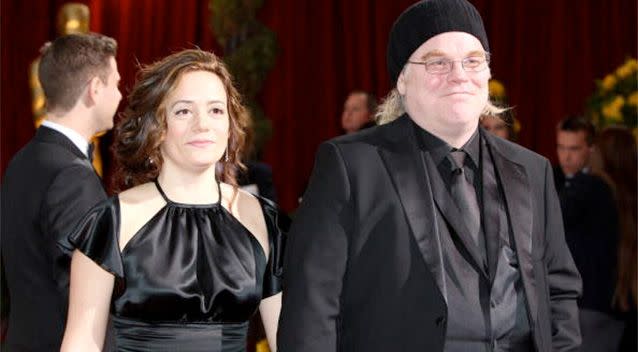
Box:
[278,1,582,351]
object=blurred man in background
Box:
[554,116,623,352]
[340,90,376,134]
[1,33,120,351]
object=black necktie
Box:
[87,143,95,164]
[449,150,481,246]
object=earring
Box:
[224,149,230,162]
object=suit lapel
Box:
[422,152,489,279]
[377,116,447,295]
[480,133,503,283]
[484,134,536,322]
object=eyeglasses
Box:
[408,53,491,75]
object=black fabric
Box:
[553,168,619,315]
[278,115,581,352]
[416,125,488,275]
[421,129,532,351]
[87,142,95,163]
[1,126,106,351]
[387,0,490,83]
[237,161,279,202]
[111,317,247,352]
[415,124,479,179]
[449,150,482,248]
[69,183,288,351]
[480,136,532,351]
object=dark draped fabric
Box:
[2,0,636,212]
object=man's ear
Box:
[397,67,408,95]
[85,76,102,106]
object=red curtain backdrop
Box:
[2,0,636,211]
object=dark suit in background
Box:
[278,116,582,351]
[554,169,624,351]
[238,161,278,203]
[1,126,106,351]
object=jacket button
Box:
[435,316,446,326]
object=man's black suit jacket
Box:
[278,115,581,352]
[1,126,106,351]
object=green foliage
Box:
[209,0,277,157]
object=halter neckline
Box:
[153,178,222,207]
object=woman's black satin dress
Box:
[69,181,287,352]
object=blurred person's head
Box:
[556,116,595,176]
[113,49,251,191]
[480,109,518,141]
[480,115,509,139]
[341,91,376,134]
[591,126,637,192]
[39,33,120,134]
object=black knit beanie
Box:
[387,0,489,84]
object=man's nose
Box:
[448,62,469,82]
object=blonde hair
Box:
[375,88,506,125]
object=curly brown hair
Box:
[112,49,250,193]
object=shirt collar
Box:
[412,120,480,168]
[41,120,90,157]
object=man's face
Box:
[94,57,122,132]
[556,130,591,176]
[397,32,490,136]
[341,93,371,133]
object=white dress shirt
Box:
[41,120,90,158]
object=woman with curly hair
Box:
[61,49,287,352]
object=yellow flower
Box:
[601,96,625,122]
[256,339,270,352]
[513,118,521,134]
[616,61,636,79]
[588,58,637,130]
[601,74,617,91]
[489,79,506,99]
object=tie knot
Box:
[449,150,467,170]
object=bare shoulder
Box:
[118,182,162,205]
[118,182,166,250]
[220,183,269,255]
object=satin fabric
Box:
[69,182,286,351]
[112,317,247,352]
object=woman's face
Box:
[160,70,230,173]
[480,115,510,139]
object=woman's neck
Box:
[157,164,220,204]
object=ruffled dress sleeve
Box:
[258,197,290,298]
[68,197,124,279]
